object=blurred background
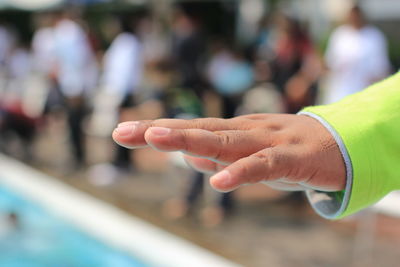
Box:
[0,0,399,266]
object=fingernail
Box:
[118,121,139,127]
[212,170,234,188]
[115,124,136,137]
[149,127,171,136]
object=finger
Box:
[112,122,148,148]
[144,127,271,163]
[119,117,238,130]
[183,155,227,174]
[209,147,293,192]
[113,117,249,149]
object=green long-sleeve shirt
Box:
[300,71,400,219]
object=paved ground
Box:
[5,115,400,267]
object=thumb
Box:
[209,147,294,192]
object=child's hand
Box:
[112,114,345,193]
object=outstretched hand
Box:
[112,114,345,193]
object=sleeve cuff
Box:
[298,111,353,219]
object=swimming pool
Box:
[0,186,148,267]
[0,154,238,267]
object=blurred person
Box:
[0,22,13,72]
[160,86,209,223]
[52,9,98,168]
[239,43,283,116]
[137,15,169,67]
[163,122,234,226]
[164,8,233,226]
[265,13,323,205]
[261,13,321,113]
[0,35,37,161]
[253,15,274,63]
[89,14,163,185]
[162,42,254,226]
[0,23,14,108]
[234,59,311,209]
[266,14,322,201]
[256,18,319,214]
[32,13,56,78]
[206,42,254,118]
[206,44,253,223]
[236,60,285,116]
[112,70,400,220]
[323,5,390,104]
[170,7,206,98]
[5,39,32,93]
[101,15,143,105]
[31,13,61,117]
[100,15,143,172]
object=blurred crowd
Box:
[0,4,392,225]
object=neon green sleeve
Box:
[299,72,400,219]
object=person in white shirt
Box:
[53,14,98,99]
[102,19,142,100]
[101,16,143,170]
[31,14,56,77]
[52,10,98,167]
[323,5,390,104]
[0,24,12,70]
[31,13,60,116]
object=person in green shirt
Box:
[112,72,400,219]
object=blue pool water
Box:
[0,186,151,267]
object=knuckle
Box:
[253,151,270,162]
[190,118,202,128]
[152,119,166,126]
[252,149,285,178]
[266,124,282,132]
[219,133,232,146]
[228,117,254,130]
[288,136,302,145]
[239,114,269,121]
[267,149,283,168]
[252,152,272,171]
[192,118,219,129]
[212,132,232,160]
[179,130,190,151]
[235,162,255,184]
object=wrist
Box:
[297,110,353,219]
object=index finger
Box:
[113,117,250,148]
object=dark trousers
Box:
[186,171,234,213]
[113,93,135,169]
[65,97,86,165]
[0,111,36,160]
[113,145,131,169]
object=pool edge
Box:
[0,154,241,267]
